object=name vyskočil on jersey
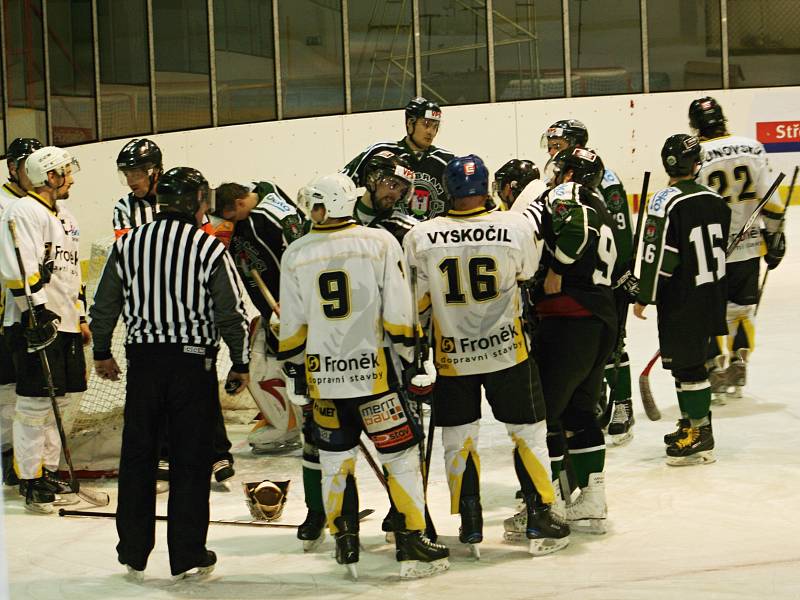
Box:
[425,226,512,245]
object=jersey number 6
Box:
[438,256,499,304]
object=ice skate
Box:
[458,496,483,559]
[212,459,235,484]
[2,449,18,486]
[708,358,729,405]
[40,468,79,506]
[607,398,635,446]
[20,478,55,514]
[297,509,327,552]
[727,352,747,399]
[395,530,450,578]
[249,425,302,454]
[566,472,607,534]
[123,565,144,583]
[333,515,359,579]
[664,418,690,446]
[525,498,570,556]
[382,506,397,543]
[172,550,216,581]
[504,484,566,542]
[666,423,715,466]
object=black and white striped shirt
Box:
[90,212,250,369]
[112,193,157,236]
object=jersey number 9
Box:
[318,270,350,319]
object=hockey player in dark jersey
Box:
[493,159,546,214]
[530,146,618,534]
[342,97,455,220]
[542,119,635,443]
[634,134,730,466]
[353,151,419,242]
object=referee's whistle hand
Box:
[225,371,250,395]
[94,358,122,381]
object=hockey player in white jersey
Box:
[278,173,449,579]
[0,138,43,486]
[404,155,569,557]
[0,146,87,513]
[690,97,785,400]
[493,159,547,215]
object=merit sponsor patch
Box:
[360,393,406,434]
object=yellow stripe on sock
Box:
[324,458,356,533]
[512,434,555,505]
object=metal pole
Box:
[146,0,157,133]
[91,0,102,140]
[342,0,352,114]
[207,0,218,127]
[562,0,571,97]
[486,0,495,103]
[272,0,283,120]
[411,0,422,97]
[640,0,649,93]
[41,0,52,144]
[720,0,729,88]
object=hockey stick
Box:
[59,507,374,527]
[637,350,662,421]
[599,171,651,429]
[726,171,785,257]
[756,165,797,315]
[409,266,438,541]
[250,269,280,317]
[7,220,110,508]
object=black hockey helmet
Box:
[541,119,589,149]
[404,96,442,123]
[116,138,163,171]
[688,97,726,135]
[364,150,415,206]
[661,134,703,178]
[156,167,212,215]
[493,159,540,203]
[6,138,44,165]
[552,146,604,189]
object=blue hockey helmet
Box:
[444,154,489,199]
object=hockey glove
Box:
[22,306,60,353]
[614,270,640,302]
[282,362,310,406]
[405,349,437,397]
[764,231,785,271]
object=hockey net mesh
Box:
[64,237,258,477]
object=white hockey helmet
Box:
[298,173,363,221]
[25,146,80,187]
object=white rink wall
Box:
[9,85,800,254]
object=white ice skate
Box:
[566,472,607,534]
[249,425,301,454]
[123,565,144,583]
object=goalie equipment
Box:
[25,146,80,188]
[243,479,290,521]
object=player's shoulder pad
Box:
[600,168,621,188]
[647,186,682,218]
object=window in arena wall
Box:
[419,0,490,106]
[48,0,97,145]
[4,0,48,144]
[712,0,800,88]
[568,0,643,97]
[279,0,345,119]
[347,0,415,113]
[214,0,277,125]
[153,0,212,132]
[647,0,721,92]
[97,0,152,139]
[493,0,565,101]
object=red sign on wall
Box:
[756,121,800,153]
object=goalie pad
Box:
[243,479,290,521]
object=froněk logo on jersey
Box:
[306,352,385,385]
[440,337,456,353]
[306,354,321,372]
[438,323,524,366]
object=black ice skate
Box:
[211,459,235,488]
[41,468,79,506]
[458,496,483,559]
[382,505,398,543]
[2,448,18,486]
[20,477,55,514]
[523,496,570,556]
[664,418,690,445]
[666,423,715,466]
[607,398,635,446]
[393,513,449,578]
[172,550,217,581]
[333,515,360,579]
[297,509,327,552]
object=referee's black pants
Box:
[117,344,218,576]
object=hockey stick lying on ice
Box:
[637,172,785,417]
[8,220,110,508]
[59,507,374,527]
[756,165,797,315]
[637,350,662,421]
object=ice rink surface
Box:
[4,213,800,600]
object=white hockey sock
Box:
[319,446,359,533]
[13,396,51,479]
[442,421,480,514]
[381,447,425,531]
[507,421,554,504]
[0,383,16,452]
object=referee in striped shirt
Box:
[89,167,250,579]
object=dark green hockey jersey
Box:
[599,167,633,269]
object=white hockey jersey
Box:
[404,206,539,377]
[0,183,27,322]
[697,135,780,263]
[0,193,83,332]
[278,220,416,400]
